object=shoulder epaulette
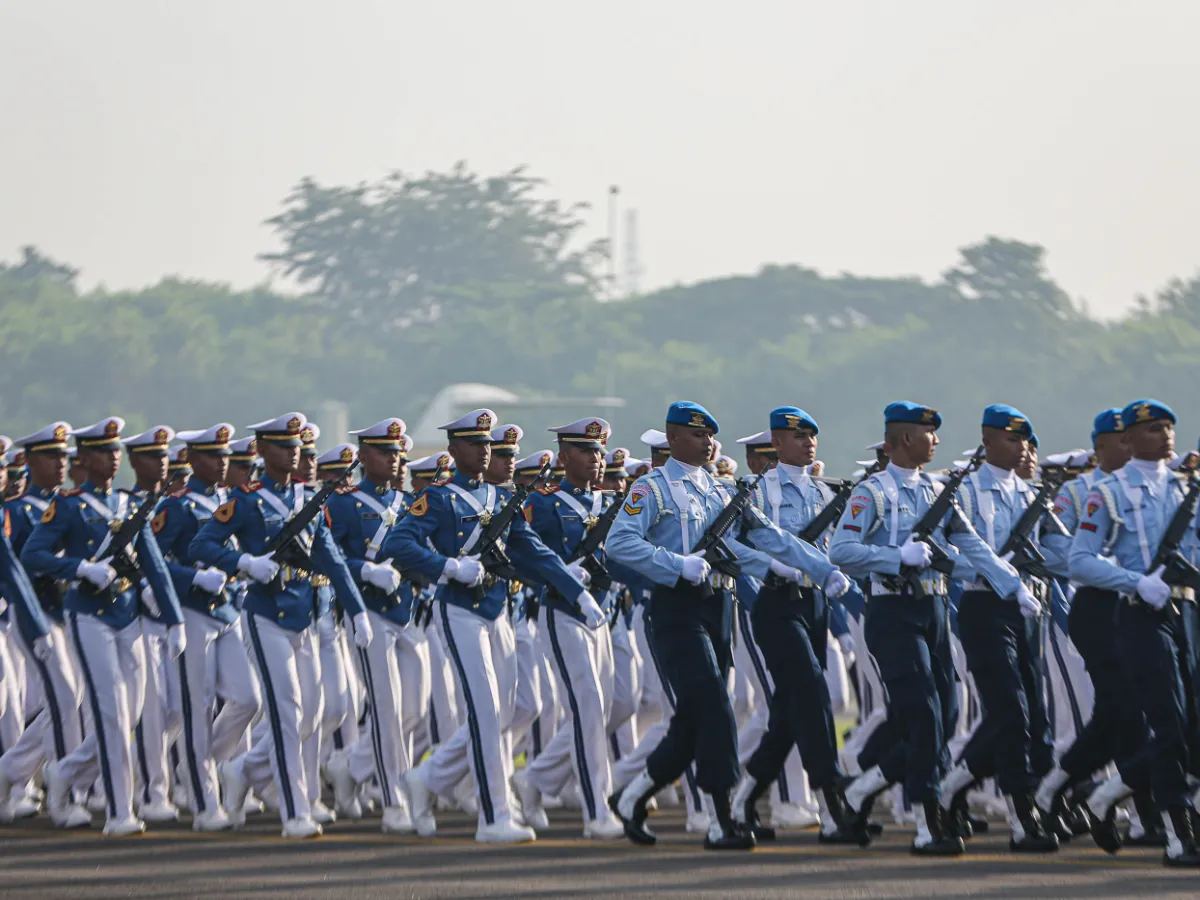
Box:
[60,488,82,497]
[240,481,263,493]
[336,484,357,495]
[534,484,559,496]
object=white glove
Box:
[167,624,187,660]
[352,612,375,649]
[577,590,606,630]
[32,632,55,662]
[899,536,933,569]
[567,561,592,586]
[824,570,852,600]
[76,559,117,590]
[1014,584,1042,619]
[192,568,228,595]
[679,554,711,586]
[449,555,485,587]
[237,553,280,585]
[769,558,802,584]
[1136,565,1170,610]
[362,561,402,593]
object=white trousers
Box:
[420,603,516,826]
[511,617,543,761]
[348,614,428,807]
[316,614,351,771]
[176,610,260,814]
[424,617,460,749]
[0,620,83,787]
[134,619,181,808]
[330,622,362,754]
[61,613,146,821]
[0,621,24,757]
[527,608,615,823]
[240,612,321,823]
[1043,615,1094,759]
[609,614,642,761]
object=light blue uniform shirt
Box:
[828,464,1021,598]
[1069,463,1197,593]
[606,459,835,588]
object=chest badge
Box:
[479,509,493,527]
[381,508,398,527]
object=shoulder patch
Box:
[3,508,10,538]
[323,507,332,528]
[151,509,168,534]
[40,499,57,524]
[523,505,534,524]
[336,484,357,495]
[1084,494,1103,518]
[408,494,429,518]
[622,501,644,515]
[213,499,237,524]
[242,481,263,493]
[535,484,559,496]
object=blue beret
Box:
[981,404,1033,438]
[884,401,941,429]
[1122,399,1176,428]
[769,406,819,434]
[1090,408,1125,444]
[1028,432,1039,449]
[666,401,719,434]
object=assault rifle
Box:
[81,488,163,598]
[676,468,768,597]
[468,461,553,602]
[1148,470,1200,595]
[568,488,627,594]
[264,461,359,591]
[999,469,1070,579]
[898,445,985,598]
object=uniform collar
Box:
[559,479,593,497]
[81,480,113,498]
[665,457,711,492]
[186,475,219,496]
[775,461,811,489]
[885,462,921,489]
[358,475,391,497]
[979,462,1017,491]
[261,474,293,494]
[27,484,57,501]
[451,470,486,490]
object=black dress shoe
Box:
[946,791,973,840]
[704,824,756,851]
[1088,806,1122,855]
[608,793,655,846]
[911,836,966,856]
[1010,832,1060,853]
[867,821,884,836]
[819,824,872,846]
[1065,803,1091,837]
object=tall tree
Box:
[260,163,607,323]
[942,237,1076,320]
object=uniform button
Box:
[278,612,285,619]
[457,532,464,538]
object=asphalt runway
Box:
[2,806,1196,899]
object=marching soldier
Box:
[831,402,1031,856]
[514,418,627,840]
[935,405,1058,852]
[27,418,186,836]
[732,407,860,843]
[1035,408,1146,839]
[153,423,260,831]
[608,401,851,850]
[122,425,184,825]
[1069,399,1200,866]
[0,423,87,827]
[225,437,258,489]
[388,409,595,844]
[193,412,373,839]
[326,418,427,834]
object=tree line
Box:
[2,163,1199,473]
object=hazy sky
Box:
[2,0,1198,317]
